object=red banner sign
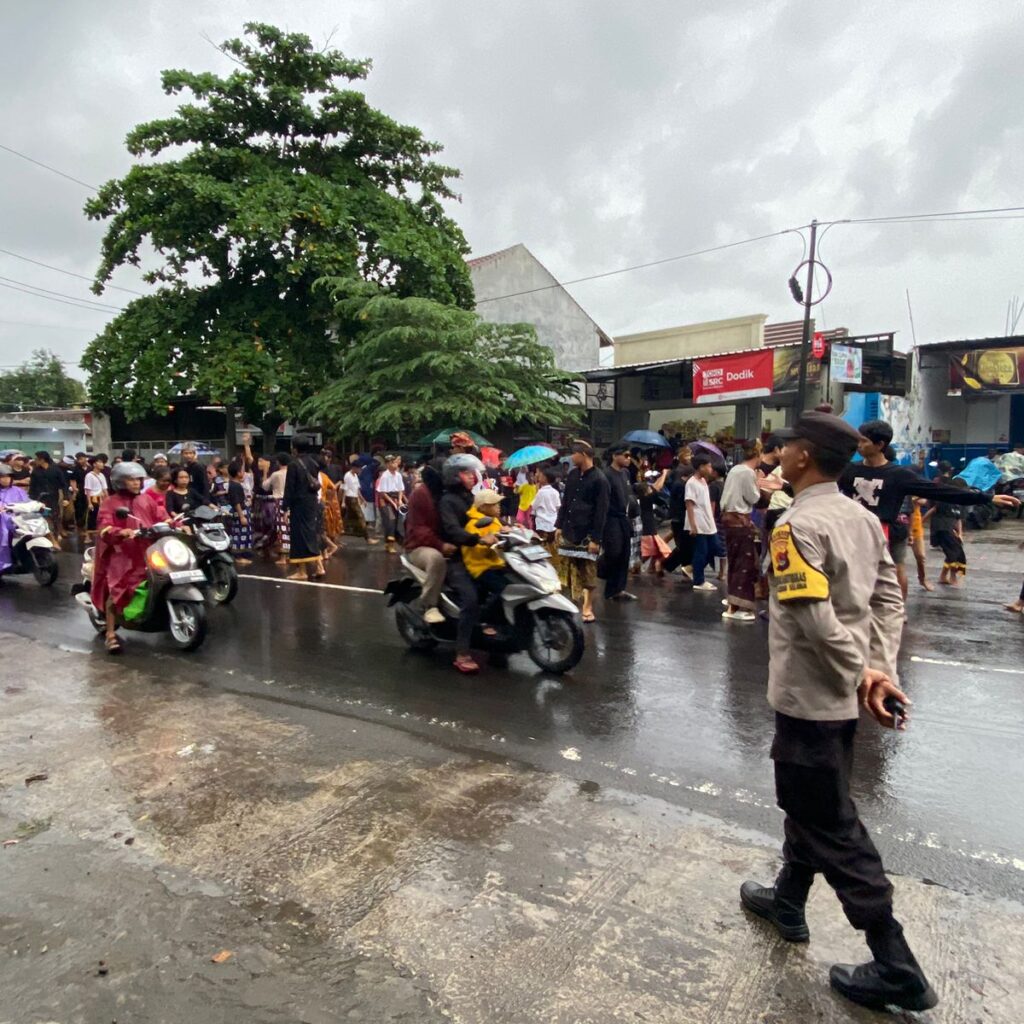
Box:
[692,349,774,405]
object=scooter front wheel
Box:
[208,562,238,604]
[527,610,584,674]
[168,600,208,651]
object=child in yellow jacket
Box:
[462,490,506,581]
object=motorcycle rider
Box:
[439,453,499,675]
[0,463,31,575]
[92,461,167,654]
[404,463,455,625]
[0,463,29,506]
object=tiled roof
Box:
[466,244,521,270]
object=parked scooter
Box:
[0,500,58,586]
[385,525,584,673]
[72,510,209,651]
[184,504,238,604]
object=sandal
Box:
[581,613,596,624]
[105,635,124,655]
[453,655,480,674]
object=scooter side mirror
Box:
[115,507,130,519]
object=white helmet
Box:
[110,461,147,490]
[442,453,485,486]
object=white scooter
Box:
[0,500,58,586]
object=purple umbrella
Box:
[690,440,724,460]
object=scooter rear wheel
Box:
[31,550,59,587]
[395,604,438,651]
[168,601,208,651]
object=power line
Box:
[475,228,806,305]
[0,275,124,312]
[0,280,121,314]
[0,247,145,296]
[475,205,1024,307]
[0,319,93,331]
[0,142,98,191]
[826,205,1024,225]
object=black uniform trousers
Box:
[662,520,695,574]
[771,711,894,931]
[601,516,632,598]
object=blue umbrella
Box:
[621,429,672,449]
[503,444,558,470]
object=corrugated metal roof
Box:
[582,343,802,379]
[915,334,1024,352]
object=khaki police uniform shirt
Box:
[767,481,904,721]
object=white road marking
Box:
[910,655,1024,676]
[241,573,381,595]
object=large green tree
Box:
[82,22,473,442]
[302,282,583,437]
[0,349,88,410]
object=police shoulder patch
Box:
[769,523,829,601]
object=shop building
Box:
[582,315,905,445]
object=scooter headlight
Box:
[163,537,192,568]
[149,537,192,572]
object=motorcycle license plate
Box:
[519,544,550,562]
[169,569,206,583]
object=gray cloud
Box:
[2,0,1023,378]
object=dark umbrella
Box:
[621,429,672,449]
[416,427,494,448]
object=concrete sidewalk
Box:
[1,633,1021,1023]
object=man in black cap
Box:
[840,419,1018,601]
[601,443,636,602]
[740,410,939,1012]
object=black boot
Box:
[740,867,811,942]
[830,919,938,1011]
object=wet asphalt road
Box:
[2,527,1023,901]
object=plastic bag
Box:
[123,581,149,622]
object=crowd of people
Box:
[2,424,1022,648]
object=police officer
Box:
[739,411,938,1013]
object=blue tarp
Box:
[954,457,1001,492]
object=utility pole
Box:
[795,218,818,413]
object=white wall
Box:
[470,245,603,372]
[913,359,1012,444]
[614,314,766,366]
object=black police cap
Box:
[775,411,860,460]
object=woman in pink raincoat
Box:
[91,462,165,653]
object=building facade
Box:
[468,244,611,372]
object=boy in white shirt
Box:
[83,455,109,538]
[684,455,724,593]
[531,468,562,539]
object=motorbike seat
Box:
[400,554,428,585]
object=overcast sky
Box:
[2,0,1023,377]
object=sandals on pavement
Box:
[105,635,124,655]
[453,655,481,674]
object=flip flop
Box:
[453,656,480,674]
[105,635,124,655]
[581,613,596,624]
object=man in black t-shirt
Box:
[839,420,1019,599]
